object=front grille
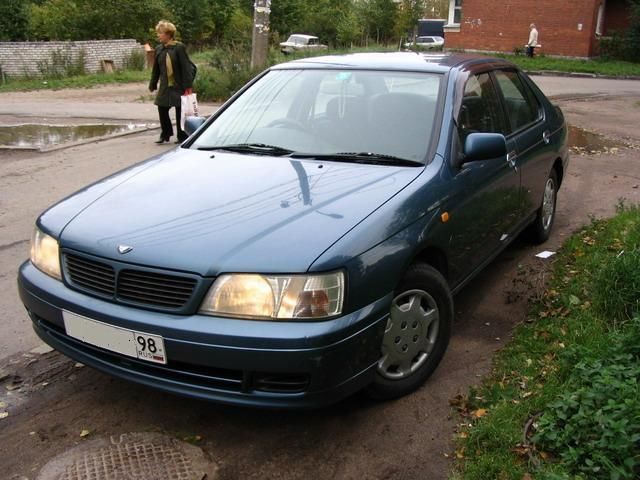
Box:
[65,254,115,296]
[63,253,198,311]
[253,373,310,393]
[118,270,197,308]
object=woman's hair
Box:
[155,20,177,38]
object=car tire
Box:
[367,263,453,400]
[530,169,558,244]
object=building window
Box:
[596,1,606,36]
[448,0,463,25]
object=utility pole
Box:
[251,0,271,69]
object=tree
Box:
[424,0,449,19]
[303,0,353,46]
[164,0,216,45]
[358,0,398,45]
[627,0,640,62]
[395,0,426,41]
[0,0,30,41]
[28,0,167,41]
[337,7,364,47]
[270,0,308,41]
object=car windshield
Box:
[192,69,442,164]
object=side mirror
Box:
[463,133,507,163]
[184,116,206,136]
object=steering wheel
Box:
[267,118,309,133]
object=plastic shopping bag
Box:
[180,93,199,131]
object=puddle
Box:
[568,125,626,155]
[0,123,157,149]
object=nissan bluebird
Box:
[18,53,568,408]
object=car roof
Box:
[272,52,514,74]
[288,34,318,40]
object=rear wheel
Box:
[531,169,558,244]
[367,263,453,400]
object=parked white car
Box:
[404,36,445,50]
[280,34,328,54]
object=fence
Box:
[0,39,144,78]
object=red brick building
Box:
[443,0,632,57]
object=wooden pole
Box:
[251,0,271,69]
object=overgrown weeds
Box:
[122,49,146,71]
[37,48,86,78]
[453,204,640,479]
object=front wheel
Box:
[367,263,453,400]
[530,169,558,244]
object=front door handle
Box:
[543,130,551,144]
[506,150,518,171]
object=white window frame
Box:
[447,0,463,26]
[596,1,606,36]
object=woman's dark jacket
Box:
[149,42,193,108]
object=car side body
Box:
[404,36,445,50]
[18,53,568,409]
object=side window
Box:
[493,70,541,132]
[458,73,506,143]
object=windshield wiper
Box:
[196,143,294,156]
[290,151,423,166]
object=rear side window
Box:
[458,73,506,142]
[493,70,541,132]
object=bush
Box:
[592,248,640,321]
[194,47,261,102]
[599,33,630,61]
[598,0,640,62]
[533,348,640,479]
[122,49,146,71]
[37,48,86,78]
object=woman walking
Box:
[149,20,194,144]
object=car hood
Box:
[58,148,422,276]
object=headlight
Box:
[30,227,62,280]
[199,272,344,320]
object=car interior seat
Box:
[367,92,435,161]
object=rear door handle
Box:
[543,130,551,144]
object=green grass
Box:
[453,204,640,479]
[0,69,149,93]
[502,54,640,77]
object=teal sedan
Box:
[19,53,568,408]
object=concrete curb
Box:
[526,70,640,81]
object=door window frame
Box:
[490,69,544,137]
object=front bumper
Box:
[18,261,389,409]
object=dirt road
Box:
[1,79,640,480]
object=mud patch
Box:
[0,349,78,413]
[36,432,217,480]
[568,125,627,155]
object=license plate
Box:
[63,311,167,364]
